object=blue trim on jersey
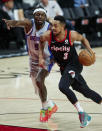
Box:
[48,44,54,59]
[47,46,54,72]
[48,62,54,72]
[26,28,33,37]
[47,23,50,30]
[47,23,54,59]
[47,22,54,72]
[31,19,34,26]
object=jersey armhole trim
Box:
[69,31,73,46]
[26,28,33,36]
[47,23,50,30]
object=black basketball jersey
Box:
[49,29,82,70]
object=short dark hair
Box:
[54,15,66,25]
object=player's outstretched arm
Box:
[39,30,51,67]
[2,19,32,33]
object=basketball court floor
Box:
[0,47,102,131]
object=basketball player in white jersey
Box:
[3,6,58,122]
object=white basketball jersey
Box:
[26,19,50,61]
[26,19,53,74]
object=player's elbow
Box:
[81,36,87,44]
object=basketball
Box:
[79,49,95,66]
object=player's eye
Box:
[35,13,40,17]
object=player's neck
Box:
[35,23,45,31]
[55,29,66,41]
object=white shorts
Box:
[29,56,54,78]
[29,57,54,94]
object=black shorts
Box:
[60,64,88,92]
[59,64,102,104]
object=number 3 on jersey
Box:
[63,52,68,60]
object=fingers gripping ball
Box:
[79,49,95,66]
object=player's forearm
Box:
[7,20,29,27]
[39,31,51,59]
[39,35,47,59]
[3,18,32,28]
[81,37,93,53]
[39,42,45,59]
[11,20,25,27]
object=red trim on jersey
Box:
[54,29,67,43]
[48,31,52,47]
[69,31,72,46]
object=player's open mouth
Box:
[38,20,43,22]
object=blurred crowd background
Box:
[0,0,102,55]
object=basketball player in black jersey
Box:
[39,15,102,128]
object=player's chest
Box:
[50,39,71,53]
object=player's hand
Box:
[2,19,13,30]
[88,49,96,64]
[92,52,96,64]
[39,58,45,69]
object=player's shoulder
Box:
[70,30,79,38]
[40,30,51,42]
[45,21,50,26]
[30,19,34,24]
[70,30,77,34]
[43,21,50,30]
[43,30,51,36]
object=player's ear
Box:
[44,15,47,21]
[63,23,66,29]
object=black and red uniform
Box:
[49,29,102,104]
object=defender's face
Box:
[52,21,63,36]
[34,11,46,25]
